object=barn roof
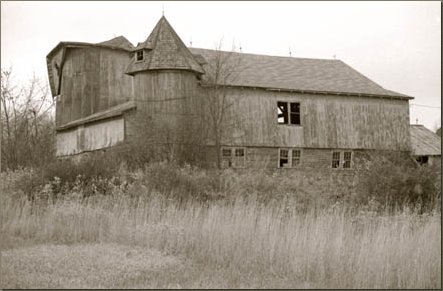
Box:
[410,125,441,156]
[189,48,412,99]
[126,16,204,75]
[97,36,135,51]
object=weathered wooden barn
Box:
[47,16,414,171]
[409,125,441,166]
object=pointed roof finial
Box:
[289,47,292,57]
[162,4,164,16]
[416,118,419,124]
[239,43,242,53]
[190,37,192,47]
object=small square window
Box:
[222,147,245,168]
[277,102,301,125]
[136,50,144,61]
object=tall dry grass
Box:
[1,187,440,289]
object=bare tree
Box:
[1,67,55,170]
[199,41,245,169]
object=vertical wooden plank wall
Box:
[56,47,133,126]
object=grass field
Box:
[1,188,441,289]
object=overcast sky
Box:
[1,1,441,130]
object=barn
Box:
[47,16,414,172]
[409,124,441,166]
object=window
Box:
[233,148,245,168]
[136,50,144,61]
[332,151,341,168]
[292,149,301,166]
[279,148,302,168]
[279,149,289,167]
[221,147,246,168]
[416,156,429,166]
[331,151,353,169]
[277,102,301,125]
[343,151,352,168]
[277,102,289,124]
[290,103,301,125]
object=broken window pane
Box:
[277,102,288,124]
[332,151,341,168]
[279,149,289,168]
[290,102,301,125]
[292,149,301,166]
[343,151,352,168]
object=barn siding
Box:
[56,117,125,156]
[215,88,410,151]
[131,70,202,145]
[56,47,133,127]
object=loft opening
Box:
[277,101,301,125]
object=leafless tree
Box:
[1,67,55,170]
[199,41,245,169]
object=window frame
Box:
[277,101,301,126]
[221,146,246,168]
[278,148,303,168]
[331,150,353,169]
[136,50,144,62]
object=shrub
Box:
[356,151,441,213]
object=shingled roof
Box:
[189,48,412,99]
[126,16,204,75]
[97,36,134,51]
[410,125,441,156]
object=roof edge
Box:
[56,101,136,131]
[199,83,414,100]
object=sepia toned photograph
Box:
[1,1,441,289]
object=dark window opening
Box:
[290,102,301,125]
[136,50,144,61]
[416,156,429,165]
[277,102,288,124]
[332,151,341,168]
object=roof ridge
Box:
[189,47,340,62]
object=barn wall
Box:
[56,47,133,126]
[128,70,202,146]
[203,145,372,170]
[56,117,125,156]
[214,88,410,151]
